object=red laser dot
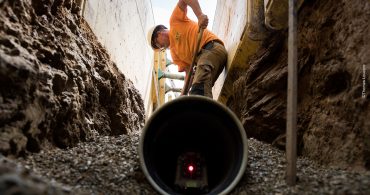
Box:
[188,165,194,172]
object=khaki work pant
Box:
[191,42,227,98]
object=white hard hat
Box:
[147,25,157,50]
[147,25,168,50]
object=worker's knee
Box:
[193,64,213,84]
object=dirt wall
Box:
[228,0,370,170]
[0,0,145,156]
[84,0,155,110]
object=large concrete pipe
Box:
[139,96,248,195]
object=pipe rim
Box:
[139,96,248,195]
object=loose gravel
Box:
[14,131,370,194]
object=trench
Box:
[0,0,370,194]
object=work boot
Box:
[189,83,205,96]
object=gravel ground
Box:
[14,131,370,194]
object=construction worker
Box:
[147,0,227,98]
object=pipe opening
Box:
[140,96,247,194]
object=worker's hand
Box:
[197,14,208,29]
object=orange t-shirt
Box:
[169,5,223,72]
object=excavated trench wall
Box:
[212,0,248,100]
[0,0,145,156]
[83,0,154,111]
[215,0,369,169]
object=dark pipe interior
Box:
[142,98,245,194]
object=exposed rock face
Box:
[0,0,145,156]
[228,0,370,169]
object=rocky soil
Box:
[1,133,369,194]
[0,0,144,156]
[227,0,370,170]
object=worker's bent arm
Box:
[178,0,208,29]
[178,0,202,18]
